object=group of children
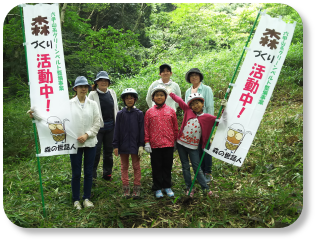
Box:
[114,78,226,200]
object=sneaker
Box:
[205,173,213,183]
[123,185,130,197]
[74,201,82,210]
[103,174,113,181]
[132,185,141,199]
[202,190,213,196]
[163,188,174,197]
[185,188,195,197]
[155,190,163,198]
[83,199,94,208]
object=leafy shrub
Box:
[3,97,35,162]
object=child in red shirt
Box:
[144,85,178,198]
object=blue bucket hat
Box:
[72,76,91,91]
[94,71,112,84]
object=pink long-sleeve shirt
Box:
[169,92,217,149]
[144,104,178,148]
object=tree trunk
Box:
[133,3,144,32]
[94,12,99,31]
[121,3,125,30]
[60,3,68,27]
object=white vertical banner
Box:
[206,12,296,167]
[23,3,78,156]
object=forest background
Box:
[3,3,303,229]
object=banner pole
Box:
[187,8,262,196]
[20,5,47,218]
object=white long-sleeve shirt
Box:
[69,96,101,147]
[146,79,182,112]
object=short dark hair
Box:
[159,64,172,74]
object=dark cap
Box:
[159,63,172,73]
[185,68,204,83]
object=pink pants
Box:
[120,154,141,186]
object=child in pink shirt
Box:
[144,85,178,198]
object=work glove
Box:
[144,143,152,153]
[221,99,227,108]
[138,146,144,157]
[173,142,178,152]
[166,86,172,95]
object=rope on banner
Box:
[19,5,47,218]
[187,8,263,197]
[243,47,252,51]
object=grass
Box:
[3,36,303,228]
[3,94,302,228]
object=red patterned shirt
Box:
[144,104,178,148]
[178,117,202,149]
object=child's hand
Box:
[114,148,119,156]
[221,99,227,108]
[166,87,173,95]
[144,143,152,153]
[138,147,144,157]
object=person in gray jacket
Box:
[88,71,119,181]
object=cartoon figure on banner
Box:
[225,123,252,153]
[47,116,69,143]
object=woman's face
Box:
[189,73,201,86]
[153,91,166,105]
[97,78,110,90]
[74,85,89,95]
[124,94,136,108]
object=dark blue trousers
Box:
[70,146,96,202]
[93,128,114,179]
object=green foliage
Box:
[3,6,28,94]
[3,97,35,162]
[78,26,142,77]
